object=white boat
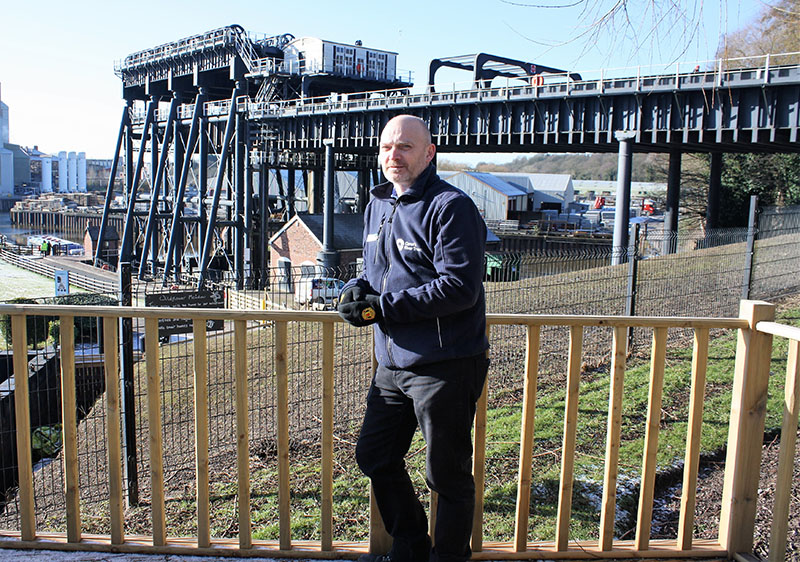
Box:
[27,234,84,256]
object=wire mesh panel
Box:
[751,205,800,300]
[0,205,798,557]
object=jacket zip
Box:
[436,317,443,348]
[379,199,399,366]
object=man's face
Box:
[379,117,435,192]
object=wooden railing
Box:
[0,248,117,294]
[0,300,796,560]
[748,319,800,562]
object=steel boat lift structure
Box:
[96,24,570,289]
[98,24,414,288]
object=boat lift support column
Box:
[662,150,681,255]
[163,90,207,284]
[612,131,635,266]
[317,140,339,271]
[197,84,242,288]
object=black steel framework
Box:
[98,24,800,288]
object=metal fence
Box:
[0,204,798,547]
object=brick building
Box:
[268,213,365,273]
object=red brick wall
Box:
[269,223,321,269]
[269,222,363,272]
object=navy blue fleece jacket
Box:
[344,164,489,368]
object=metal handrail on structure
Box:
[124,51,800,127]
[0,300,794,561]
[114,25,239,75]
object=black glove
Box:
[338,294,382,327]
[338,284,368,305]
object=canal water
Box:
[0,212,83,247]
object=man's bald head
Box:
[379,115,436,193]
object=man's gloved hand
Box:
[338,284,368,305]
[338,294,382,327]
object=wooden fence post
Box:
[368,352,392,556]
[719,300,775,556]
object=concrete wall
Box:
[0,148,13,195]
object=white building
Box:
[0,82,88,195]
[447,171,528,221]
[572,179,666,199]
[493,173,575,213]
[446,171,577,221]
[0,83,14,195]
[282,37,398,82]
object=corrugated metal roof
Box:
[493,172,572,193]
[463,172,528,197]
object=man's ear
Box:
[426,144,436,164]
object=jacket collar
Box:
[371,164,438,201]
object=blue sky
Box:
[0,0,765,163]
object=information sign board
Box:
[144,290,225,337]
[55,270,70,296]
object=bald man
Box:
[338,115,489,562]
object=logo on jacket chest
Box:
[396,238,421,252]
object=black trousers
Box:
[356,354,489,562]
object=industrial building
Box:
[0,82,89,196]
[446,171,576,221]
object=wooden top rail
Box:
[0,303,751,330]
[756,321,800,341]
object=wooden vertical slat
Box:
[471,326,490,554]
[369,484,392,555]
[233,319,252,549]
[635,326,668,551]
[678,328,709,549]
[145,317,165,546]
[11,315,35,541]
[275,320,291,550]
[599,325,627,551]
[556,325,583,551]
[514,325,540,552]
[768,339,800,562]
[59,315,81,543]
[368,352,392,556]
[321,321,334,551]
[429,490,438,545]
[720,301,775,555]
[103,319,124,545]
[192,320,210,548]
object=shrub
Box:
[0,297,53,347]
[47,294,118,344]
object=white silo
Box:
[58,151,68,192]
[77,152,87,192]
[41,157,53,192]
[68,151,77,192]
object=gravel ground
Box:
[651,428,800,561]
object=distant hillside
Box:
[439,153,669,182]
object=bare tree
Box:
[501,0,721,63]
[717,0,800,65]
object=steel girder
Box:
[248,68,800,155]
